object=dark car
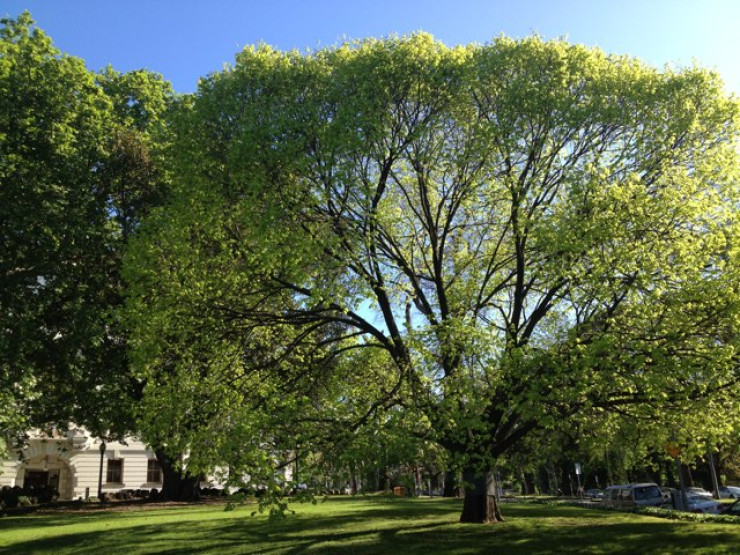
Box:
[585,488,603,500]
[723,499,740,516]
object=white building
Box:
[0,427,163,500]
[1,428,295,501]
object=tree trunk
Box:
[459,469,504,524]
[349,473,358,495]
[379,466,389,492]
[664,460,676,488]
[559,463,573,496]
[536,466,549,494]
[443,469,456,497]
[523,472,536,495]
[683,462,694,488]
[156,449,199,501]
[544,464,558,495]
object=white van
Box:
[603,483,664,509]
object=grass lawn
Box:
[1,497,739,554]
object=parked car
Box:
[687,487,713,497]
[685,491,724,514]
[660,487,676,502]
[603,483,664,509]
[585,488,603,500]
[719,486,740,499]
[722,499,740,516]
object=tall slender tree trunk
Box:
[379,466,389,492]
[545,464,558,495]
[523,472,536,495]
[443,469,456,497]
[682,463,694,488]
[664,460,676,488]
[559,463,573,496]
[349,463,358,495]
[459,468,504,523]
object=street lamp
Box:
[97,440,106,499]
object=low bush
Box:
[0,485,58,508]
[637,506,740,524]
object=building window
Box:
[147,459,162,483]
[106,459,123,483]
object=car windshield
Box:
[634,486,660,500]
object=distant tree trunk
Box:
[664,460,676,488]
[349,464,358,495]
[523,471,536,495]
[536,466,549,494]
[543,464,558,495]
[682,463,694,488]
[156,449,199,501]
[459,469,504,524]
[379,466,389,492]
[559,463,573,496]
[443,469,456,497]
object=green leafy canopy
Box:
[125,33,740,496]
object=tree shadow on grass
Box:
[2,500,740,554]
[2,511,438,555]
[0,510,150,531]
[5,517,738,555]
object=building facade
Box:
[0,428,162,500]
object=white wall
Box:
[0,429,163,500]
[68,438,162,499]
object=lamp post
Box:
[97,440,106,499]
[575,463,583,498]
[707,449,720,499]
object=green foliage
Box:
[97,66,176,240]
[0,12,175,438]
[637,506,740,524]
[0,11,114,433]
[125,32,740,509]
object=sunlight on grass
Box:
[1,497,739,554]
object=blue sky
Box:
[3,0,739,94]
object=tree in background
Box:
[0,13,177,480]
[0,11,115,435]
